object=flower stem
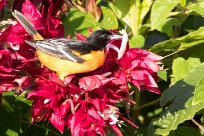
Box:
[162,50,180,59]
[21,120,61,136]
[134,98,160,111]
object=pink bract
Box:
[117,48,162,94]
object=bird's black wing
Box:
[25,38,91,63]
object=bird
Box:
[12,10,122,80]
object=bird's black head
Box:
[87,30,119,50]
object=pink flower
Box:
[1,0,64,46]
[66,75,137,135]
[67,103,106,136]
[0,0,64,91]
[22,0,44,30]
[0,49,17,92]
[27,76,72,133]
[27,74,137,135]
[116,48,163,94]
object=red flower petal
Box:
[75,32,87,40]
[22,0,44,30]
[53,100,71,118]
[43,17,64,38]
[79,76,102,91]
[88,107,104,122]
[109,124,123,136]
[49,113,65,133]
[89,98,106,112]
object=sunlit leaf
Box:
[148,80,204,135]
[62,8,98,37]
[129,34,145,48]
[161,17,182,36]
[99,7,118,29]
[180,0,187,7]
[151,0,180,31]
[140,0,153,23]
[148,64,204,135]
[184,64,204,105]
[149,26,204,54]
[184,63,204,86]
[172,57,201,82]
[192,77,204,105]
[187,1,204,17]
[109,0,152,36]
[157,70,167,81]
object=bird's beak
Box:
[109,34,123,40]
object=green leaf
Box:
[140,0,154,23]
[182,43,204,58]
[148,64,204,135]
[192,77,204,105]
[129,34,145,48]
[109,0,139,35]
[184,64,204,105]
[180,39,204,51]
[99,7,118,29]
[144,30,169,49]
[148,80,204,135]
[187,1,204,17]
[201,114,204,124]
[151,0,180,31]
[161,17,182,36]
[0,92,21,136]
[184,63,204,86]
[5,129,18,136]
[109,0,152,36]
[172,57,201,82]
[160,81,194,110]
[63,7,118,37]
[62,8,98,37]
[181,15,204,34]
[0,92,32,136]
[149,26,204,54]
[180,0,187,7]
[157,70,167,81]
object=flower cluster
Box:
[0,0,162,135]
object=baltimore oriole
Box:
[12,10,122,80]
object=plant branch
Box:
[21,120,61,136]
[134,98,160,111]
[162,50,181,60]
[191,118,204,135]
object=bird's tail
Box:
[12,10,44,40]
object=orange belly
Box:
[36,50,105,80]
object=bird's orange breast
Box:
[36,50,105,80]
